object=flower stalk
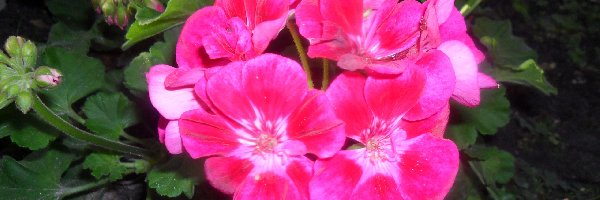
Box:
[32,94,151,158]
[286,20,313,88]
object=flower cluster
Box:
[146,0,496,199]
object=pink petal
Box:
[439,8,485,63]
[369,0,425,58]
[176,6,228,69]
[206,61,258,126]
[478,72,498,88]
[320,0,363,36]
[146,65,201,120]
[202,17,252,60]
[285,157,313,200]
[364,66,427,121]
[205,156,255,194]
[310,150,363,200]
[306,38,353,60]
[242,54,307,122]
[178,109,241,158]
[404,50,455,121]
[431,0,455,24]
[350,174,401,200]
[234,158,312,200]
[157,116,168,143]
[326,72,373,141]
[164,67,205,89]
[397,134,459,199]
[295,0,323,42]
[287,90,345,158]
[164,120,183,154]
[438,40,481,106]
[402,103,450,139]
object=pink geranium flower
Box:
[310,70,459,200]
[176,0,294,69]
[296,0,496,106]
[178,54,345,200]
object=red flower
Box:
[176,0,294,69]
[178,54,345,200]
[310,70,459,200]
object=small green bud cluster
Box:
[92,0,131,29]
[0,36,62,113]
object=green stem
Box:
[286,20,313,89]
[32,95,151,158]
[66,107,86,124]
[60,178,111,198]
[460,0,482,16]
[321,59,330,90]
[121,132,152,148]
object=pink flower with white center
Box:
[178,54,345,200]
[310,70,459,200]
[176,0,294,69]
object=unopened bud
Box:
[0,92,12,110]
[15,90,32,113]
[5,84,20,98]
[22,40,37,68]
[101,0,116,16]
[115,3,129,29]
[34,66,62,89]
[145,0,164,12]
[0,52,9,65]
[4,36,25,58]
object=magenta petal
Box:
[326,72,373,140]
[242,54,307,122]
[351,174,401,200]
[439,8,485,63]
[295,0,323,42]
[320,0,363,36]
[176,6,228,69]
[179,109,240,158]
[397,134,459,199]
[164,67,205,89]
[287,90,344,158]
[157,116,168,143]
[438,40,481,106]
[431,0,454,24]
[404,50,455,121]
[306,39,353,60]
[364,66,427,121]
[310,150,363,200]
[478,72,498,88]
[402,103,450,139]
[205,156,254,194]
[234,171,305,200]
[285,157,313,200]
[206,61,258,126]
[202,17,252,60]
[370,0,424,57]
[146,65,201,120]
[164,120,183,154]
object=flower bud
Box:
[4,36,25,58]
[22,40,37,68]
[145,0,164,12]
[91,0,102,13]
[101,0,116,17]
[15,90,32,114]
[0,92,12,110]
[0,52,9,65]
[34,66,62,89]
[5,84,20,98]
[115,3,129,29]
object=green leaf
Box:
[446,123,479,150]
[82,153,129,181]
[47,22,98,53]
[123,0,212,48]
[453,88,511,136]
[489,59,558,95]
[124,28,178,93]
[147,155,205,198]
[46,0,93,28]
[0,150,76,199]
[40,47,105,116]
[82,93,139,140]
[466,145,515,185]
[473,18,537,68]
[0,106,59,150]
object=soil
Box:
[1,0,599,199]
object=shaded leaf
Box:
[0,150,76,199]
[147,155,205,198]
[40,47,104,116]
[446,123,479,150]
[46,0,93,28]
[473,18,537,68]
[82,93,139,140]
[124,28,178,94]
[466,145,515,185]
[47,22,98,53]
[0,106,59,150]
[82,153,129,181]
[489,59,558,95]
[453,88,510,136]
[123,0,212,48]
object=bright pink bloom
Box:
[311,70,459,200]
[178,54,345,200]
[176,0,294,69]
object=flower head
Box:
[178,54,345,199]
[310,70,459,200]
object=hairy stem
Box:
[32,95,151,158]
[321,59,330,90]
[60,178,111,198]
[286,20,313,88]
